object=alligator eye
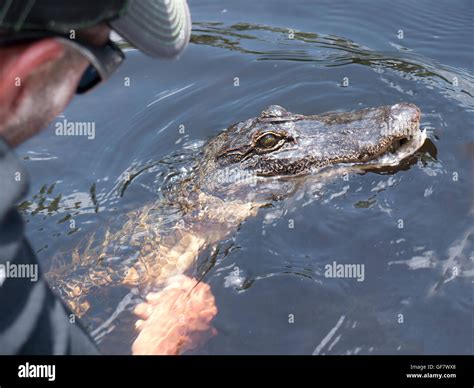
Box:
[256,133,281,149]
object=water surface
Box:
[18,0,473,354]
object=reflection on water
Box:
[18,0,473,354]
[190,21,474,110]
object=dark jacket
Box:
[0,137,98,354]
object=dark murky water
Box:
[18,0,473,354]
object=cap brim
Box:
[110,0,191,58]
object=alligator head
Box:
[196,103,426,199]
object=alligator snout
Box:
[391,102,420,121]
[388,103,421,138]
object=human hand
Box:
[132,275,217,355]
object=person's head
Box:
[0,0,191,147]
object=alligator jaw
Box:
[362,128,427,167]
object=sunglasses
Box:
[0,31,125,94]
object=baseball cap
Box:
[0,0,192,58]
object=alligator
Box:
[47,103,426,316]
